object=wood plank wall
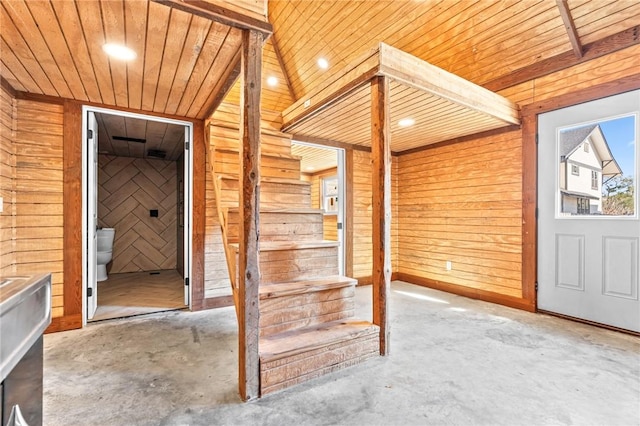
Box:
[397,131,523,298]
[12,97,64,318]
[204,150,232,299]
[307,167,338,241]
[396,43,640,306]
[0,86,15,277]
[498,44,640,106]
[98,155,178,273]
[352,150,398,283]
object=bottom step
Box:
[259,319,380,395]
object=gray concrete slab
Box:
[43,281,640,425]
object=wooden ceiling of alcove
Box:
[282,44,521,153]
[0,0,245,119]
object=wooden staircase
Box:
[208,121,379,396]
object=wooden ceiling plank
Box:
[75,0,116,106]
[269,36,296,102]
[152,9,193,113]
[24,1,88,100]
[483,24,640,92]
[100,0,130,107]
[49,0,102,103]
[424,0,541,72]
[164,15,212,115]
[0,3,59,95]
[124,0,149,110]
[124,116,146,159]
[438,1,561,80]
[453,16,568,84]
[1,67,26,93]
[151,0,272,35]
[281,46,380,131]
[141,1,172,112]
[174,22,229,117]
[395,1,479,60]
[100,113,130,157]
[2,0,73,99]
[0,40,43,94]
[191,29,242,118]
[556,0,584,58]
[575,2,640,45]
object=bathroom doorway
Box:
[82,106,193,324]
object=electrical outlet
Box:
[446,261,452,271]
[0,196,3,213]
[304,99,311,108]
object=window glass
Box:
[558,116,636,216]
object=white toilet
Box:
[96,228,115,282]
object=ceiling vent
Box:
[113,136,146,143]
[147,150,166,159]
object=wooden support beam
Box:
[270,34,297,102]
[556,0,583,58]
[152,0,272,36]
[371,76,391,356]
[237,29,262,401]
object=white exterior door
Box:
[87,111,98,320]
[538,90,640,332]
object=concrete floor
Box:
[44,281,640,425]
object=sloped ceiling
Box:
[268,0,640,105]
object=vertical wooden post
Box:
[238,29,262,401]
[371,76,391,355]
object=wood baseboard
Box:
[45,313,82,333]
[355,272,399,286]
[395,272,536,312]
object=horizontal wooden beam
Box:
[378,43,520,126]
[152,0,272,36]
[484,25,640,92]
[290,134,372,153]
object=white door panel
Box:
[538,90,640,332]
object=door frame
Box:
[291,141,347,275]
[81,105,194,325]
[520,75,640,316]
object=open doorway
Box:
[291,142,346,275]
[82,106,193,323]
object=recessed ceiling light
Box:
[317,57,329,69]
[266,76,278,87]
[305,166,315,171]
[398,118,415,127]
[102,43,137,61]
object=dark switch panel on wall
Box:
[150,209,158,217]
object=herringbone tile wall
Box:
[98,155,177,273]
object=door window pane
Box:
[558,116,636,216]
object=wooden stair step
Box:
[259,319,380,395]
[226,207,324,215]
[208,119,292,139]
[260,276,357,300]
[218,174,310,186]
[260,319,379,362]
[215,146,301,160]
[229,240,339,252]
